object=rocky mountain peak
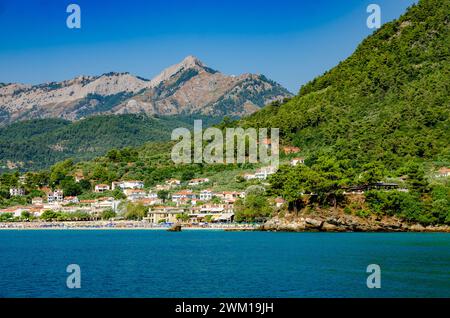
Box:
[149,55,209,87]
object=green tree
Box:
[176,213,190,222]
[157,190,169,203]
[101,209,116,220]
[124,203,147,220]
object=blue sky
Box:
[0,0,417,92]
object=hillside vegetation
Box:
[240,0,449,171]
[0,114,221,171]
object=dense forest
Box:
[0,114,222,171]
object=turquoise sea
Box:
[0,230,449,297]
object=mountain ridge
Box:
[0,56,292,125]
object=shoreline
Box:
[0,221,260,231]
[0,221,449,233]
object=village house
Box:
[0,206,25,217]
[63,196,79,204]
[190,204,234,223]
[175,197,198,206]
[147,206,187,224]
[188,178,210,186]
[290,157,305,166]
[214,191,244,201]
[92,197,120,213]
[29,207,44,217]
[112,180,144,190]
[199,189,213,201]
[254,166,278,180]
[148,192,158,199]
[437,167,450,177]
[94,184,110,193]
[9,188,25,197]
[172,190,196,203]
[283,146,301,154]
[155,184,171,191]
[47,190,63,203]
[135,197,162,206]
[124,189,147,201]
[31,197,44,205]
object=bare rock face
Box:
[0,56,292,125]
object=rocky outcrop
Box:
[0,56,292,125]
[260,212,450,233]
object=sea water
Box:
[0,230,448,297]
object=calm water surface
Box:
[0,230,449,297]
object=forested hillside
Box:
[240,0,449,172]
[0,114,221,171]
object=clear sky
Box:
[0,0,417,93]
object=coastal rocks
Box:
[167,224,182,232]
[260,212,450,233]
[305,218,323,229]
[321,222,340,232]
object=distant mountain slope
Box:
[0,114,220,171]
[0,56,292,125]
[240,0,450,171]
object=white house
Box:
[63,196,79,204]
[47,190,63,203]
[188,178,210,186]
[254,166,278,180]
[32,197,44,205]
[112,180,144,190]
[438,167,450,177]
[290,157,305,166]
[95,184,110,193]
[9,188,25,196]
[172,190,196,203]
[199,189,213,201]
[124,189,147,201]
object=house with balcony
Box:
[147,206,187,224]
